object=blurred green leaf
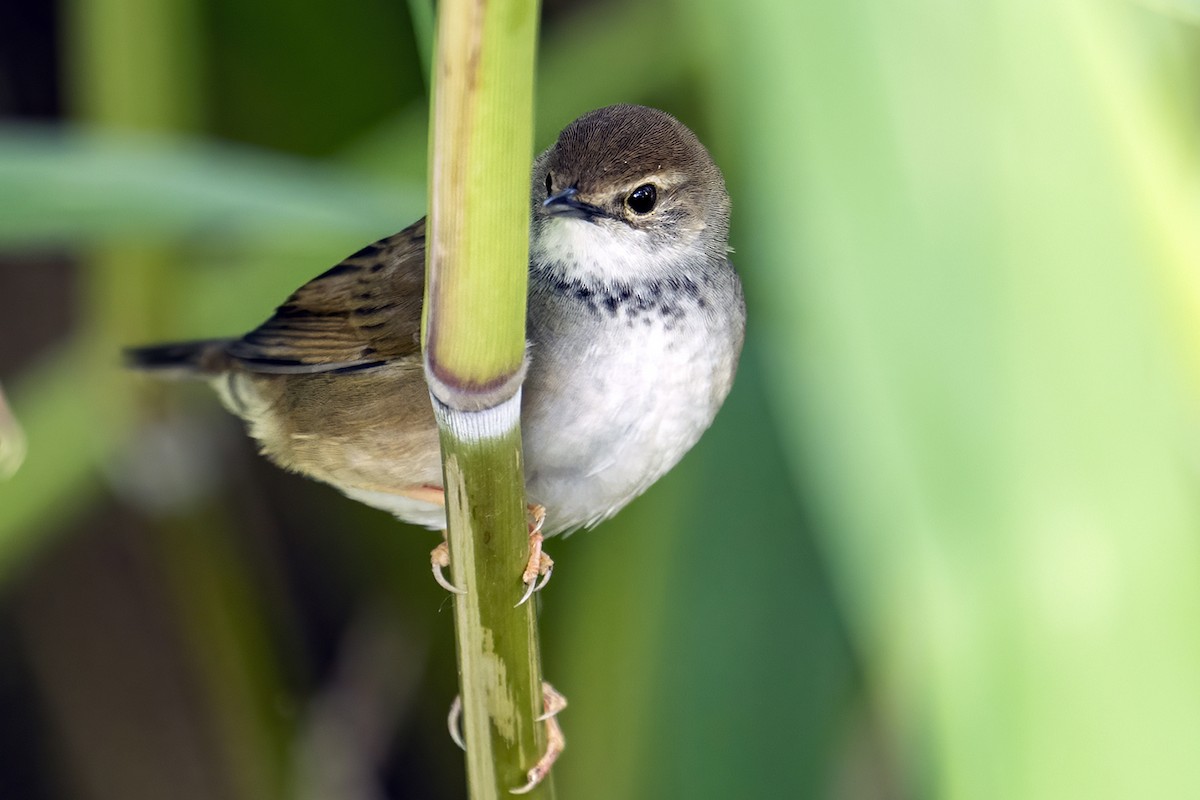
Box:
[1138,0,1200,25]
[0,126,422,247]
[406,0,435,92]
[696,0,1200,797]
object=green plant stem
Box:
[437,407,552,799]
[424,0,536,389]
[422,0,548,797]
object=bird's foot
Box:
[446,682,567,794]
[516,504,553,607]
[431,502,552,604]
[511,682,568,794]
[431,534,466,594]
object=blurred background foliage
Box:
[2,0,1199,798]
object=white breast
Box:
[520,265,742,534]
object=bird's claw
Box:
[447,694,465,751]
[431,539,466,594]
[432,505,552,605]
[515,528,554,608]
[446,681,567,793]
[510,682,567,794]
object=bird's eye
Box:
[626,184,657,215]
[545,172,554,196]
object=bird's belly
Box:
[521,315,733,533]
[215,367,448,527]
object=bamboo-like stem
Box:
[434,398,552,799]
[422,0,549,798]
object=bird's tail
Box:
[123,339,234,378]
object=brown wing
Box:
[227,219,427,374]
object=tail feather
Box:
[124,339,234,378]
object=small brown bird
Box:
[127,104,745,594]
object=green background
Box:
[2,0,1199,797]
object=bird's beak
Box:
[542,186,604,220]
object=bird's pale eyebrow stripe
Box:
[633,170,686,188]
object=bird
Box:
[126,104,745,598]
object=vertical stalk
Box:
[65,0,285,797]
[422,0,549,799]
[66,0,201,415]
